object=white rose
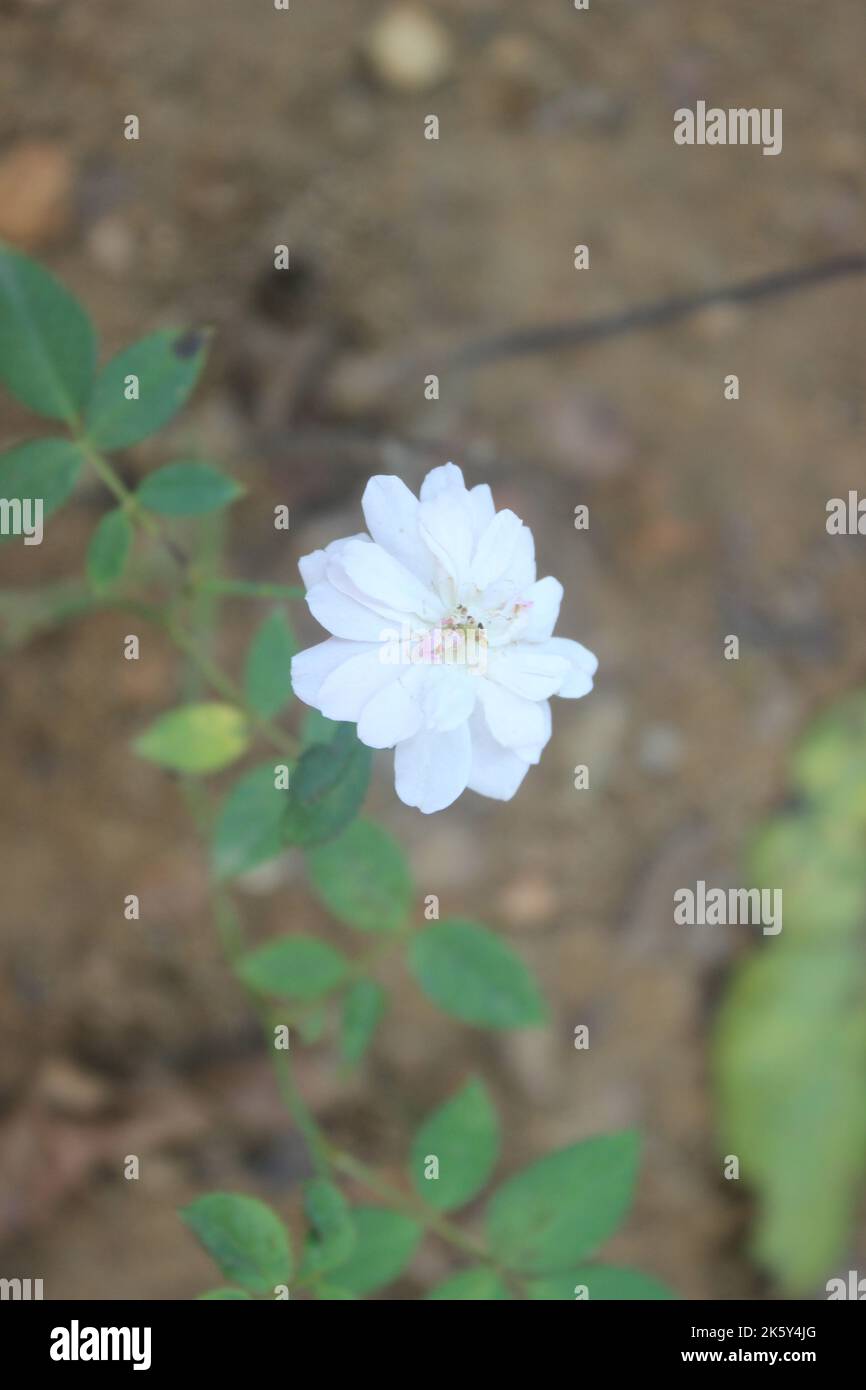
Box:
[291,463,597,813]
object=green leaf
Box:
[426,1267,510,1300]
[715,942,866,1290]
[528,1266,675,1300]
[301,708,341,749]
[0,438,84,542]
[306,819,412,933]
[0,246,96,421]
[325,1207,421,1295]
[714,690,866,1291]
[339,979,386,1067]
[299,1179,356,1276]
[410,1078,500,1212]
[296,1003,328,1044]
[197,1288,254,1300]
[133,701,249,774]
[409,919,547,1030]
[86,508,132,591]
[486,1132,640,1274]
[84,327,211,449]
[237,935,349,1000]
[283,724,372,848]
[137,460,243,517]
[243,609,296,719]
[180,1193,292,1294]
[790,691,866,828]
[212,762,289,881]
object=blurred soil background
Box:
[1,0,865,1298]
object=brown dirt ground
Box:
[1,0,865,1299]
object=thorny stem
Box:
[78,437,299,758]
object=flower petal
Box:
[298,534,368,590]
[487,643,571,700]
[519,576,563,642]
[467,483,495,539]
[407,663,477,732]
[317,647,399,722]
[419,489,474,587]
[470,509,524,591]
[339,537,442,622]
[394,723,472,813]
[542,636,598,697]
[291,637,377,707]
[420,461,465,502]
[477,678,551,750]
[357,675,423,748]
[306,579,397,641]
[361,475,434,583]
[467,709,531,801]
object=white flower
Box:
[290,463,597,813]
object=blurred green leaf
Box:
[299,1179,356,1277]
[408,919,546,1030]
[180,1193,292,1294]
[86,508,132,591]
[137,461,243,517]
[301,708,341,749]
[527,1266,675,1300]
[0,246,96,421]
[133,702,249,774]
[237,935,349,1000]
[324,1208,420,1295]
[426,1267,509,1300]
[306,819,412,933]
[486,1132,639,1274]
[715,689,866,1291]
[410,1078,499,1212]
[197,1288,253,1300]
[0,438,84,542]
[243,609,296,719]
[339,979,386,1067]
[212,762,289,880]
[283,724,371,848]
[716,943,866,1290]
[85,328,210,448]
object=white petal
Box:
[470,509,523,590]
[420,461,465,502]
[291,638,375,707]
[519,576,563,641]
[542,636,598,697]
[467,710,530,801]
[487,644,571,700]
[467,483,495,539]
[298,534,368,590]
[509,524,536,590]
[357,676,423,748]
[317,647,398,722]
[513,701,552,763]
[339,537,441,622]
[407,663,477,732]
[306,579,398,641]
[419,490,474,586]
[361,476,433,582]
[394,723,472,813]
[477,678,551,750]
